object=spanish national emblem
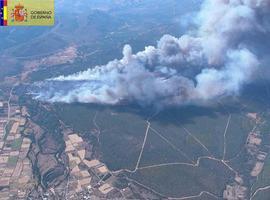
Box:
[1,0,54,26]
[11,3,27,22]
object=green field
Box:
[252,189,270,200]
[54,103,249,197]
[8,156,18,166]
[251,155,270,194]
[11,138,23,150]
[55,104,148,170]
[224,114,254,160]
[130,158,233,198]
[139,129,191,167]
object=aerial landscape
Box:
[0,0,270,199]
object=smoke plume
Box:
[33,0,270,108]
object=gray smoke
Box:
[33,0,270,107]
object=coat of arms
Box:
[11,3,27,22]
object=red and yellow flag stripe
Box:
[3,0,7,26]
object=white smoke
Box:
[33,0,270,108]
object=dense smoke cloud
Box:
[33,0,270,108]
